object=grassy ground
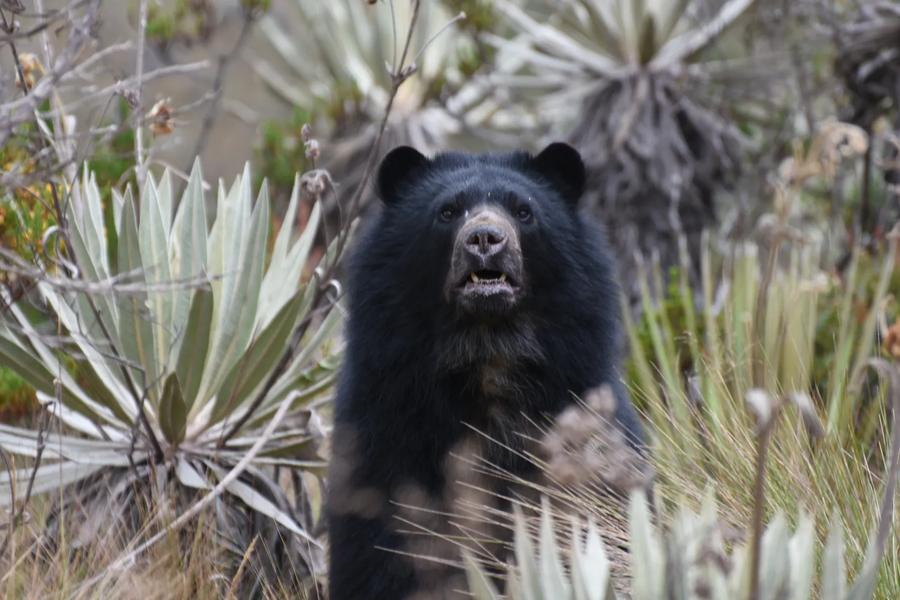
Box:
[3,235,895,598]
[1,494,322,600]
[626,234,900,598]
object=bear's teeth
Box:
[499,274,507,282]
[471,273,480,283]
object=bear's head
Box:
[370,142,590,322]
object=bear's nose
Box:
[465,225,507,258]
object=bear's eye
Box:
[439,205,458,222]
[516,205,533,223]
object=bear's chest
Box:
[478,360,515,398]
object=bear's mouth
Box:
[458,269,517,296]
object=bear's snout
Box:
[446,207,523,315]
[464,224,508,259]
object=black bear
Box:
[327,143,645,599]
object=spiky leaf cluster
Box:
[0,162,341,586]
[489,0,756,294]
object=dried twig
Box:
[333,0,422,261]
[0,248,215,295]
[189,11,256,165]
[133,0,148,186]
[745,389,780,600]
[2,14,165,459]
[216,0,425,448]
[0,0,100,146]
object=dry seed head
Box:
[585,385,617,417]
[788,392,825,439]
[300,168,334,200]
[15,53,42,90]
[305,139,321,161]
[811,121,867,180]
[745,388,775,432]
[147,99,174,136]
[541,385,653,492]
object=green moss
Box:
[444,0,495,33]
[254,107,313,200]
[0,367,36,422]
[87,101,136,191]
[143,0,215,47]
[146,13,176,43]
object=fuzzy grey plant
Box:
[0,163,341,594]
[487,0,759,298]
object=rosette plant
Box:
[489,0,758,296]
[0,162,341,588]
[252,0,506,215]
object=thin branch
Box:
[0,0,92,42]
[333,0,422,262]
[189,12,255,165]
[59,41,134,85]
[0,0,99,146]
[32,61,211,121]
[216,0,426,448]
[0,248,216,295]
[747,393,779,600]
[409,11,466,68]
[133,0,148,187]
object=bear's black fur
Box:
[327,143,644,599]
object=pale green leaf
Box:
[263,303,343,408]
[821,516,846,600]
[198,167,268,405]
[158,373,188,445]
[169,159,208,355]
[175,288,213,412]
[629,490,665,600]
[0,334,59,396]
[514,505,540,600]
[11,291,130,425]
[788,512,815,600]
[0,461,103,507]
[175,458,210,490]
[580,519,612,600]
[116,194,158,399]
[759,513,790,600]
[139,174,173,386]
[219,473,318,547]
[463,551,502,600]
[0,425,136,465]
[257,189,321,329]
[539,497,570,599]
[210,290,306,425]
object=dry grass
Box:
[0,495,322,600]
[625,229,900,598]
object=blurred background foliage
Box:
[4,0,893,410]
[1,0,899,597]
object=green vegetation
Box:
[1,0,898,597]
[0,164,339,595]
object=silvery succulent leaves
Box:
[0,162,341,590]
[464,489,889,600]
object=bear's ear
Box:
[530,142,586,207]
[377,146,429,204]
